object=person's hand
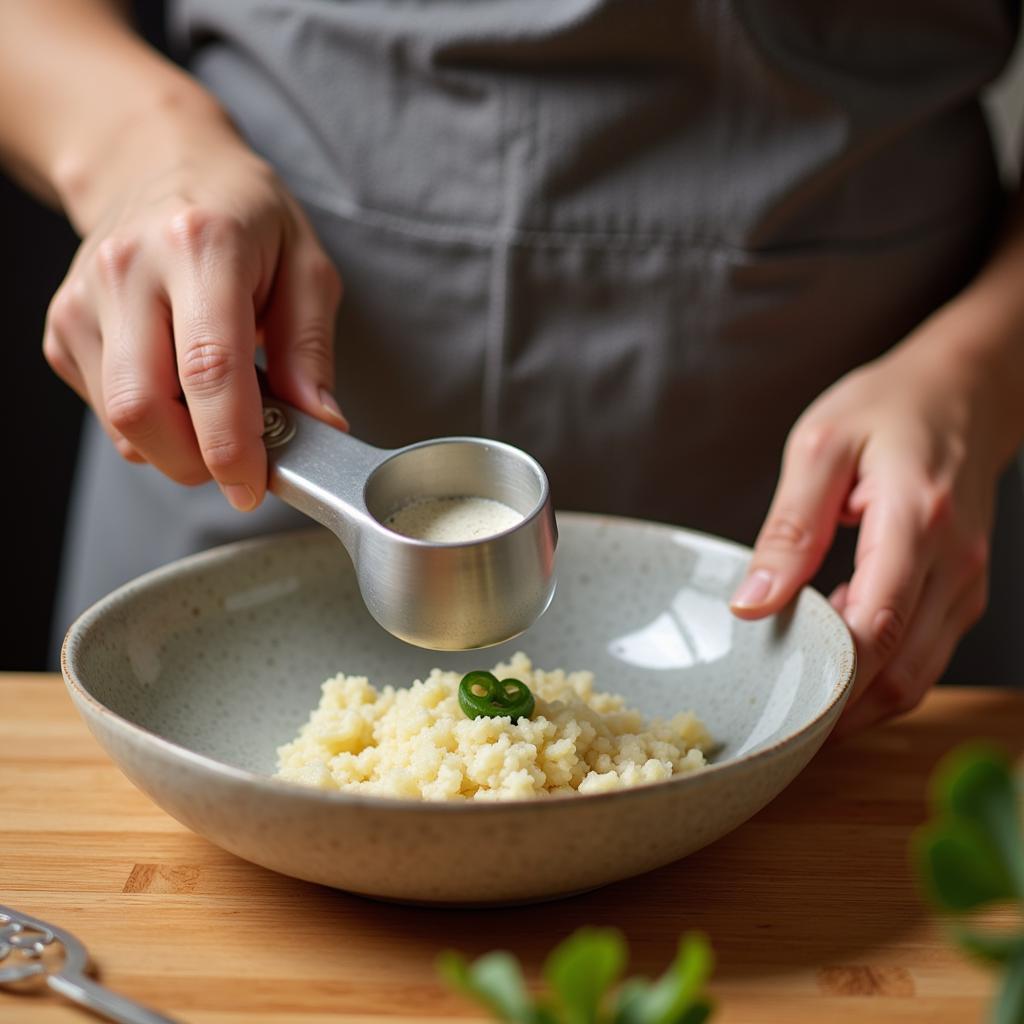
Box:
[42,105,346,510]
[728,335,1007,737]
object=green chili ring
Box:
[458,670,535,721]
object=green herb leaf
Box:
[544,927,626,1024]
[615,990,714,1024]
[612,978,652,1024]
[916,819,1017,912]
[640,934,714,1024]
[930,744,1024,901]
[438,950,538,1023]
[914,743,1024,1024]
[612,934,713,1024]
[441,929,716,1024]
[953,926,1024,965]
[992,946,1024,1024]
[674,1005,714,1024]
[438,950,472,991]
[935,746,1014,823]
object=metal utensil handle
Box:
[256,369,387,546]
[48,971,183,1024]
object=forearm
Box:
[895,193,1024,469]
[0,0,237,232]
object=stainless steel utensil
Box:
[0,904,180,1024]
[260,387,557,650]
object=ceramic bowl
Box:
[62,514,855,905]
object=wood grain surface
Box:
[2,674,1022,1023]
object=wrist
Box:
[895,291,1024,469]
[51,77,245,235]
[0,1,252,232]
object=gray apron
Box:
[54,0,1024,683]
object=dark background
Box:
[3,4,168,670]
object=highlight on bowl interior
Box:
[276,653,712,801]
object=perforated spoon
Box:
[0,904,180,1024]
[260,384,557,650]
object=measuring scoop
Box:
[260,385,557,650]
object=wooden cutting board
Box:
[2,674,1022,1023]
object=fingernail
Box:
[319,388,349,430]
[730,569,774,609]
[221,483,257,512]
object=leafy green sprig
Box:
[914,744,1024,1024]
[439,743,1021,1024]
[439,928,713,1024]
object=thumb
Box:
[263,242,348,430]
[731,425,858,619]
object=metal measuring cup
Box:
[259,386,557,650]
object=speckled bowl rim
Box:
[61,511,857,815]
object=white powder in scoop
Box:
[384,496,523,542]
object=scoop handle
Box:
[257,371,387,545]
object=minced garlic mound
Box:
[275,653,711,801]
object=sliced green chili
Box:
[458,670,535,721]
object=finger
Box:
[839,492,932,709]
[98,284,210,486]
[43,325,89,402]
[76,331,147,463]
[867,550,983,716]
[731,424,858,617]
[829,582,850,614]
[165,210,266,510]
[833,574,986,739]
[835,569,947,737]
[262,237,347,429]
[45,287,144,464]
[44,282,101,408]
